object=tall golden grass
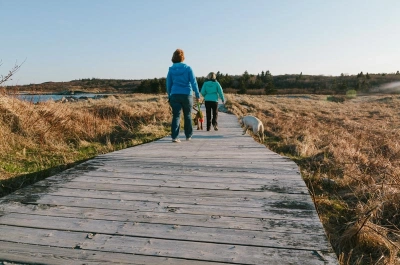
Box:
[224,94,400,264]
[0,94,171,195]
[1,92,399,263]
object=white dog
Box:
[241,115,264,142]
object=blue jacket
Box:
[166,63,200,98]
[201,80,225,102]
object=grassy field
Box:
[0,92,399,264]
[224,93,400,265]
[0,93,171,196]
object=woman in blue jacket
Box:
[166,49,200,142]
[201,72,225,131]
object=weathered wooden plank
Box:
[0,213,330,251]
[97,150,286,157]
[3,194,317,220]
[0,241,226,265]
[12,186,312,209]
[100,160,299,168]
[34,179,309,196]
[0,202,324,234]
[0,226,336,265]
[94,157,296,164]
[93,160,297,169]
[43,158,300,172]
[61,168,303,181]
[58,175,308,193]
[91,163,298,174]
[64,163,299,176]
[49,164,301,180]
[42,169,304,189]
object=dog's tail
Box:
[259,122,264,142]
[259,122,264,134]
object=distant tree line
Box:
[137,70,400,95]
[5,70,400,95]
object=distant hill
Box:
[6,78,142,94]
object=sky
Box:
[1,0,399,85]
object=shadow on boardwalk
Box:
[0,110,338,264]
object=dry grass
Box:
[224,94,400,265]
[0,93,171,195]
[1,91,400,263]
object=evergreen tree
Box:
[338,82,347,92]
[238,79,247,94]
[264,82,275,94]
[197,77,205,91]
[296,72,303,81]
[137,79,151,93]
[219,74,232,89]
[264,70,275,94]
[242,71,250,82]
[150,78,161,93]
[158,78,166,93]
[254,78,263,89]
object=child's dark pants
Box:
[205,101,218,131]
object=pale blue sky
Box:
[1,0,399,85]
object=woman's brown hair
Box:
[171,49,185,63]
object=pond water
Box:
[16,93,108,103]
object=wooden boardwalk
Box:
[0,109,338,264]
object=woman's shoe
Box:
[172,138,181,143]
